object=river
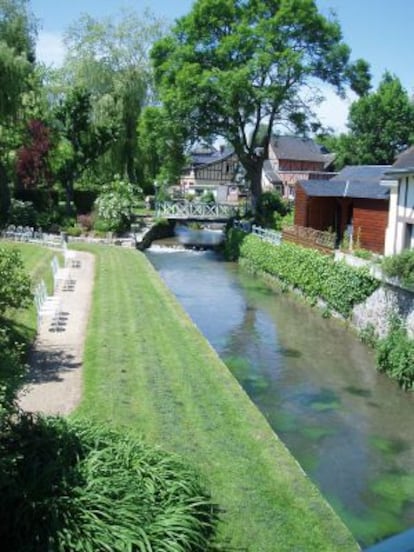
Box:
[146,244,414,547]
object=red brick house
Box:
[294,165,391,253]
[262,135,335,199]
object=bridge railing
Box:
[156,201,238,219]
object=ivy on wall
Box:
[239,235,379,318]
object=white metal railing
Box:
[156,201,238,219]
[233,220,282,246]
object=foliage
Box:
[137,105,187,191]
[240,235,379,317]
[382,249,414,288]
[52,87,118,213]
[16,119,53,189]
[0,246,31,312]
[151,0,369,201]
[376,318,414,390]
[57,8,167,183]
[0,414,219,551]
[95,174,141,233]
[358,323,378,348]
[7,198,36,226]
[0,326,26,417]
[324,73,414,169]
[255,191,289,229]
[224,227,248,261]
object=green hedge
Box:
[239,235,379,317]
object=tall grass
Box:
[0,414,219,551]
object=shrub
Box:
[255,191,289,229]
[95,175,142,233]
[239,235,379,317]
[7,199,37,227]
[0,415,219,551]
[376,318,414,390]
[224,227,247,261]
[0,248,32,313]
[382,249,414,288]
[64,225,82,237]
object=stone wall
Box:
[352,283,414,338]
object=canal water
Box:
[146,244,414,547]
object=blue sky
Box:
[31,0,414,133]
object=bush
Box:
[239,235,379,317]
[255,191,289,229]
[382,249,414,288]
[95,175,142,233]
[0,248,32,313]
[64,225,82,237]
[7,199,37,227]
[0,415,219,551]
[224,227,247,261]
[376,318,414,390]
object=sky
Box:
[30,0,414,133]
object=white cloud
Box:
[314,87,357,134]
[36,31,66,67]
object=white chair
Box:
[62,241,79,268]
[34,281,61,327]
[51,256,72,291]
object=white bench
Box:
[34,280,61,327]
[51,256,72,291]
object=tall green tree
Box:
[137,105,187,192]
[151,0,369,202]
[327,72,414,168]
[52,87,118,213]
[56,8,166,183]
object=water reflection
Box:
[146,246,414,547]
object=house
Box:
[294,165,391,253]
[262,135,335,199]
[179,146,240,202]
[381,146,414,255]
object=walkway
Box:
[18,250,95,415]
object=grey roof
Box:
[263,160,281,183]
[332,165,391,183]
[299,179,389,200]
[190,148,234,167]
[271,135,327,163]
[386,146,414,173]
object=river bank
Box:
[73,243,358,551]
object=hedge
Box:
[239,235,379,317]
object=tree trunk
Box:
[245,158,264,211]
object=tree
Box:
[329,73,414,167]
[57,9,167,183]
[151,0,369,203]
[137,105,187,192]
[16,119,53,189]
[0,0,38,220]
[52,87,118,213]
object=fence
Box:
[282,225,335,254]
[233,220,282,246]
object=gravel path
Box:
[18,250,95,416]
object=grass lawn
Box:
[71,244,359,552]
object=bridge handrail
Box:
[156,201,238,219]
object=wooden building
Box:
[294,165,391,253]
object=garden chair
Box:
[51,256,72,291]
[34,281,61,327]
[62,241,80,268]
